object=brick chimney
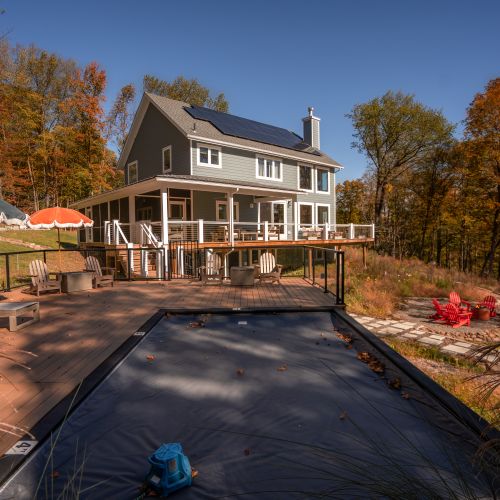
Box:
[302,106,320,149]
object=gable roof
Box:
[118,93,343,170]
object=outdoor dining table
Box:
[240,230,262,241]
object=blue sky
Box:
[2,0,499,181]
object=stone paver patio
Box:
[349,313,497,363]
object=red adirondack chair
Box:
[449,292,471,312]
[445,303,472,328]
[430,298,448,321]
[480,295,497,317]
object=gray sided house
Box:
[71,93,374,247]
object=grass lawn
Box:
[0,241,36,253]
[0,229,77,249]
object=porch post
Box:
[129,195,136,244]
[161,188,169,246]
[227,191,234,245]
[332,170,337,228]
[293,199,299,240]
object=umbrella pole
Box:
[58,227,62,271]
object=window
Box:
[256,156,282,181]
[317,205,330,225]
[127,161,138,184]
[198,144,221,167]
[162,146,172,173]
[298,165,313,191]
[216,200,239,221]
[299,204,313,225]
[316,168,329,193]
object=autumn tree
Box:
[336,178,372,224]
[347,92,454,228]
[106,83,136,155]
[143,75,229,112]
[462,78,500,277]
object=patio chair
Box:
[256,252,282,284]
[199,252,224,285]
[429,298,448,321]
[480,295,497,317]
[445,303,472,328]
[29,260,61,296]
[449,291,471,312]
[84,256,115,288]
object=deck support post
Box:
[363,244,367,269]
[370,223,375,239]
[349,223,355,239]
[264,221,269,241]
[308,248,313,280]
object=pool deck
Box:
[0,278,335,457]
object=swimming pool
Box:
[1,311,496,498]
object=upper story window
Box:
[298,165,313,191]
[162,146,172,173]
[127,161,138,184]
[198,144,221,167]
[256,156,282,181]
[316,168,330,193]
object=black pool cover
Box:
[1,312,497,499]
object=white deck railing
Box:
[101,220,375,245]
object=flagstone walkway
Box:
[350,313,497,362]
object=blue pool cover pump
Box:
[144,443,193,496]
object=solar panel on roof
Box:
[185,105,320,155]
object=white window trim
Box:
[162,145,172,174]
[316,167,330,194]
[255,155,283,182]
[127,161,138,184]
[316,203,330,225]
[216,200,240,222]
[197,143,222,168]
[297,164,314,192]
[298,202,315,227]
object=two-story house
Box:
[71,93,373,253]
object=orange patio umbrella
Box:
[28,207,94,269]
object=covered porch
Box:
[72,175,375,248]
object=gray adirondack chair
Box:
[199,252,224,284]
[29,260,62,296]
[84,256,114,287]
[256,252,282,284]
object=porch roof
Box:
[70,174,304,208]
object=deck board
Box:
[0,278,335,456]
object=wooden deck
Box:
[0,278,335,456]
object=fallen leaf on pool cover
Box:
[357,352,372,363]
[388,378,401,390]
[277,364,288,372]
[339,411,348,420]
[51,471,60,479]
[368,360,385,373]
[244,448,251,456]
[192,469,199,478]
[401,392,410,400]
[336,332,353,343]
[189,321,205,328]
[146,355,155,362]
[236,368,245,376]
